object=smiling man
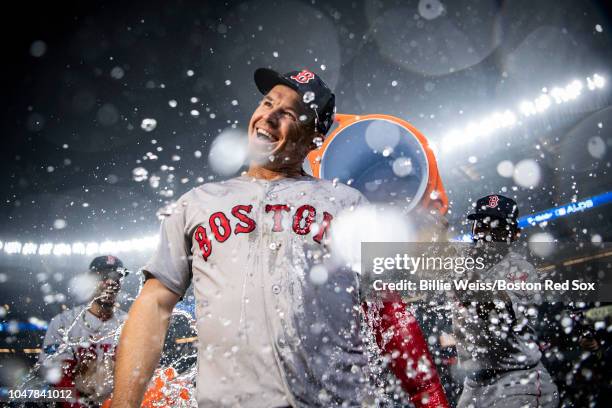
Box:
[112,68,448,408]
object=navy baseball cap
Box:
[467,194,519,225]
[89,255,129,276]
[254,67,336,135]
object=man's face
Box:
[92,271,123,306]
[248,84,316,168]
[471,217,516,243]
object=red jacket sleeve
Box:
[364,293,449,408]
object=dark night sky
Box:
[1,0,611,242]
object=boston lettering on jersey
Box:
[193,203,333,261]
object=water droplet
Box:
[30,40,47,57]
[560,316,573,328]
[149,174,160,188]
[497,160,514,178]
[140,118,157,132]
[418,0,445,20]
[132,167,149,182]
[513,159,541,188]
[303,91,315,104]
[587,136,606,159]
[309,265,328,285]
[53,219,67,230]
[45,366,62,384]
[110,66,124,79]
[392,157,413,177]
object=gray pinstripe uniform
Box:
[144,175,379,408]
[453,250,559,408]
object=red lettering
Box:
[293,205,316,235]
[209,212,231,242]
[194,225,212,261]
[290,69,316,84]
[232,205,256,234]
[313,211,333,243]
[265,204,290,232]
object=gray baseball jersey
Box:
[457,362,559,408]
[452,249,544,377]
[40,305,126,401]
[144,174,377,408]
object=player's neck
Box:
[89,301,114,321]
[246,164,304,180]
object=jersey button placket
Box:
[266,184,282,295]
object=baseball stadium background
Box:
[0,0,611,406]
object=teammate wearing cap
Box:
[112,68,448,407]
[39,255,128,407]
[452,195,558,407]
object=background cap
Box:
[467,194,519,224]
[89,255,128,276]
[254,67,335,135]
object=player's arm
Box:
[111,277,180,408]
[364,293,449,408]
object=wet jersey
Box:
[40,305,126,400]
[452,250,542,379]
[144,174,374,408]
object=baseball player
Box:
[453,195,559,407]
[112,67,448,407]
[40,255,128,407]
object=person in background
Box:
[40,255,128,407]
[453,195,558,408]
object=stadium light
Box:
[1,235,159,256]
[441,73,607,152]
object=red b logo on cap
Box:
[488,195,499,208]
[290,70,315,84]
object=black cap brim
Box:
[254,68,300,96]
[467,212,516,224]
[92,267,130,277]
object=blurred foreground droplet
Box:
[209,129,248,176]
